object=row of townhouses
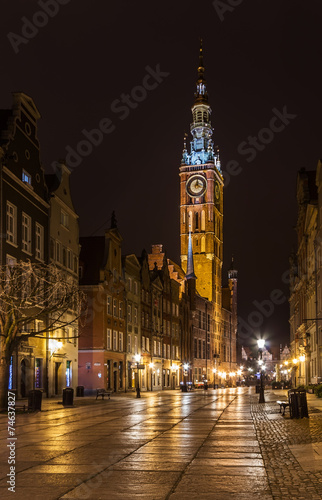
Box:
[289,163,322,386]
[0,45,238,399]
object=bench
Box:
[277,400,289,415]
[96,388,112,400]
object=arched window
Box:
[182,211,186,224]
[195,212,199,229]
[201,236,205,253]
[201,210,205,230]
[188,211,192,231]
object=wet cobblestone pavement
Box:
[0,388,322,499]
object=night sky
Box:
[1,0,321,351]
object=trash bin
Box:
[28,390,42,411]
[288,389,309,419]
[63,387,74,406]
[76,386,84,397]
[256,385,260,394]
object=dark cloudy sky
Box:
[1,0,321,350]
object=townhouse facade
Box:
[0,92,80,398]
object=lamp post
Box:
[134,354,141,398]
[183,363,189,392]
[257,339,265,403]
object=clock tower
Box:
[180,41,223,309]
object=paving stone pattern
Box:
[0,388,322,499]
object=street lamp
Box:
[257,338,265,403]
[183,363,189,392]
[134,354,141,398]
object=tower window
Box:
[195,212,199,229]
[201,236,205,253]
[201,210,205,231]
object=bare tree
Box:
[0,260,86,410]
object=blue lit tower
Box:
[180,40,224,322]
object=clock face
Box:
[215,182,220,201]
[186,175,207,198]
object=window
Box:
[67,249,72,269]
[35,223,44,260]
[163,344,166,358]
[153,340,157,355]
[134,281,138,295]
[119,332,123,352]
[62,247,67,267]
[134,307,138,325]
[113,298,118,317]
[201,210,205,231]
[128,304,132,323]
[107,329,112,350]
[22,170,31,185]
[73,256,78,274]
[113,330,118,351]
[158,341,161,356]
[167,344,170,360]
[22,213,31,253]
[141,311,145,327]
[127,278,132,292]
[60,210,69,228]
[134,335,138,354]
[176,346,179,359]
[6,202,17,245]
[201,236,205,253]
[146,338,150,352]
[107,296,112,315]
[119,301,123,319]
[127,334,132,353]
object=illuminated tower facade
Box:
[180,41,224,324]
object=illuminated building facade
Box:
[179,42,237,384]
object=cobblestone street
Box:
[1,388,322,499]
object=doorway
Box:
[55,362,61,395]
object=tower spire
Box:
[195,38,207,104]
[186,231,197,280]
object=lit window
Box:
[107,329,112,350]
[113,330,118,351]
[35,223,44,260]
[22,213,32,253]
[119,332,123,352]
[113,298,118,317]
[142,336,145,351]
[22,170,31,185]
[6,202,17,245]
[128,304,132,323]
[107,296,112,315]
